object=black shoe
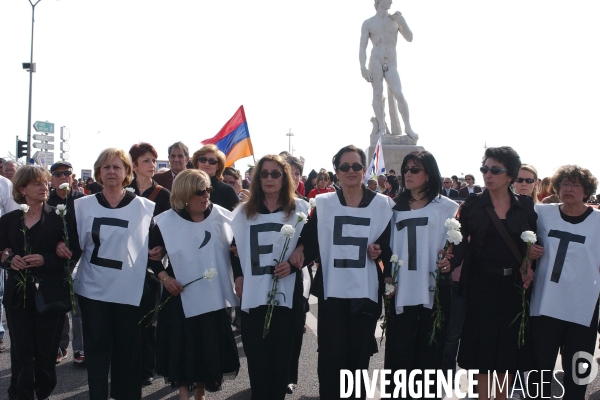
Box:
[205,379,223,393]
[142,377,154,386]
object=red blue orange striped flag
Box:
[202,105,254,167]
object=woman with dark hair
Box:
[289,145,392,399]
[529,165,600,400]
[127,142,171,385]
[307,169,335,198]
[191,144,239,211]
[0,166,81,400]
[149,169,239,400]
[449,146,539,400]
[230,154,309,400]
[373,150,459,395]
[384,174,400,198]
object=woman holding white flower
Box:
[148,169,240,400]
[450,147,538,400]
[230,154,309,400]
[0,165,81,400]
[376,151,459,396]
[529,165,600,400]
[289,145,392,400]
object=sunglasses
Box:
[318,176,328,181]
[52,171,72,177]
[198,157,218,165]
[194,187,214,196]
[480,166,508,175]
[403,167,423,175]
[337,162,364,172]
[516,178,535,184]
[259,170,283,179]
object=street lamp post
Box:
[286,128,294,155]
[24,0,43,161]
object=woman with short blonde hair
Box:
[150,169,240,400]
[72,148,155,400]
[93,148,133,187]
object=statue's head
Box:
[375,0,392,11]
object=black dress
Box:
[450,189,537,374]
[149,206,239,388]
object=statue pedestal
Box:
[367,134,424,176]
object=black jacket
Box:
[0,203,81,308]
[450,189,537,290]
[210,176,239,212]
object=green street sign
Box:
[33,121,54,133]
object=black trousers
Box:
[139,289,159,380]
[78,295,142,400]
[289,296,307,385]
[317,297,379,400]
[242,305,294,400]
[384,286,451,398]
[6,305,65,400]
[529,302,599,400]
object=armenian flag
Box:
[364,135,386,185]
[202,105,254,167]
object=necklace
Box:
[103,190,125,206]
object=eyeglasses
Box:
[443,181,452,185]
[198,157,218,165]
[516,178,535,184]
[259,170,283,179]
[194,187,214,196]
[337,163,364,172]
[318,176,327,181]
[480,166,508,175]
[403,167,423,175]
[560,182,582,189]
[52,171,72,177]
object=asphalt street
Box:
[1,297,599,399]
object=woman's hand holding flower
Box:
[274,261,292,278]
[367,244,381,260]
[528,243,544,260]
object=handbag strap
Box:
[147,185,163,202]
[484,205,523,265]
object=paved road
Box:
[1,297,600,399]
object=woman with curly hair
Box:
[529,165,600,400]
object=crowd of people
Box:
[0,142,599,400]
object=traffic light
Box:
[17,139,28,158]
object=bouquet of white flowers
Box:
[263,212,308,338]
[429,218,462,345]
[380,255,404,345]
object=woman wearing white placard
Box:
[73,148,155,400]
[289,145,392,400]
[529,165,600,400]
[149,169,239,400]
[230,154,309,400]
[377,151,459,396]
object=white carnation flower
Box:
[203,268,218,281]
[59,183,70,191]
[280,224,295,238]
[521,231,537,244]
[445,218,461,230]
[19,204,30,213]
[35,283,39,290]
[397,260,404,267]
[447,229,463,245]
[296,212,307,224]
[57,204,67,211]
[309,198,316,208]
[384,283,395,296]
[125,187,135,193]
[390,254,399,263]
